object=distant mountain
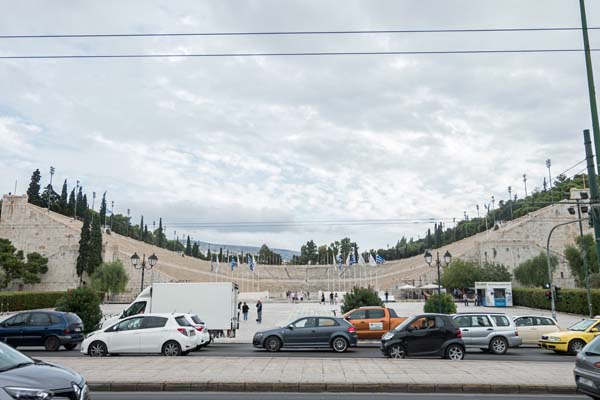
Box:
[182,240,299,261]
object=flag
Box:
[336,253,343,270]
[210,256,214,273]
[236,254,241,269]
[369,253,377,267]
[346,252,356,266]
[248,254,256,272]
[215,255,220,273]
[375,254,385,264]
[359,252,366,266]
[231,256,238,271]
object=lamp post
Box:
[507,186,513,220]
[523,174,528,198]
[47,166,55,212]
[424,250,452,313]
[130,252,158,292]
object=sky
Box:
[0,0,599,252]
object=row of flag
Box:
[210,253,257,273]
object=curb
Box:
[87,382,577,394]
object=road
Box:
[22,343,576,362]
[91,392,585,400]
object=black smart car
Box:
[380,313,465,360]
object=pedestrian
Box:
[237,301,242,321]
[385,290,389,302]
[463,293,469,307]
[334,292,338,304]
[329,292,334,305]
[321,293,326,304]
[256,300,262,324]
[475,293,480,306]
[242,302,249,321]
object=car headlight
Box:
[255,333,263,337]
[4,387,52,400]
[547,336,561,342]
[382,332,394,341]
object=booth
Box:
[475,282,513,307]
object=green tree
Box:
[67,189,76,216]
[76,186,85,217]
[139,216,144,241]
[91,260,129,299]
[156,218,166,248]
[99,192,107,227]
[440,259,480,289]
[341,286,383,314]
[185,236,192,256]
[76,212,92,282]
[424,293,457,314]
[26,169,43,206]
[478,262,512,282]
[0,239,48,288]
[58,180,68,214]
[565,234,599,287]
[56,288,102,333]
[514,252,557,287]
[192,242,200,258]
[88,213,103,276]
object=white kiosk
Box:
[475,282,513,307]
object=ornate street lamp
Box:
[424,250,452,313]
[131,252,158,292]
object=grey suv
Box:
[453,312,522,354]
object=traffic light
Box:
[555,286,562,302]
[545,290,552,300]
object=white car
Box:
[513,315,561,345]
[81,313,197,357]
[184,314,211,348]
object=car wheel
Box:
[64,343,78,351]
[162,341,182,356]
[389,344,406,359]
[445,344,465,360]
[489,337,508,355]
[264,336,281,352]
[88,341,108,357]
[44,336,60,351]
[569,339,586,355]
[182,350,190,356]
[332,337,349,353]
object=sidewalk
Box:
[48,356,576,394]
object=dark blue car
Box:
[0,311,84,351]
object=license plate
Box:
[74,327,82,332]
[579,376,595,387]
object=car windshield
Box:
[0,342,33,372]
[191,316,204,325]
[394,317,417,331]
[569,319,597,332]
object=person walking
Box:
[463,293,469,307]
[242,302,249,321]
[329,292,334,305]
[385,290,389,302]
[321,293,326,304]
[256,300,263,324]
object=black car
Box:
[380,313,465,360]
[253,316,358,353]
[0,341,89,400]
[0,311,84,351]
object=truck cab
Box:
[343,307,407,339]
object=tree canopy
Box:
[0,238,48,288]
[565,234,600,287]
[440,259,511,289]
[514,252,557,287]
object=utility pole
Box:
[74,180,80,219]
[92,192,96,211]
[584,129,600,272]
[110,201,115,231]
[47,166,55,212]
[523,174,528,198]
[508,186,513,219]
[546,159,552,196]
[579,0,600,174]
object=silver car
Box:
[574,335,600,398]
[453,312,522,354]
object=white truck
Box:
[102,282,240,338]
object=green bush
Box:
[423,293,457,314]
[56,287,102,333]
[0,291,66,312]
[513,288,600,316]
[341,287,383,314]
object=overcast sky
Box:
[1,0,599,252]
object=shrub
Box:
[0,291,65,312]
[513,288,600,316]
[56,287,102,332]
[91,260,129,299]
[341,287,383,314]
[423,293,457,314]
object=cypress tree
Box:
[68,189,76,217]
[157,218,165,247]
[192,242,200,258]
[207,248,212,260]
[76,212,92,283]
[144,225,149,243]
[219,248,223,262]
[88,213,103,276]
[58,180,68,214]
[185,236,192,256]
[26,169,43,206]
[77,191,87,217]
[139,216,144,241]
[99,192,107,227]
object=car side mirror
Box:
[287,325,294,330]
[407,326,414,332]
[592,327,599,333]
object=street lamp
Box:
[424,250,452,313]
[131,252,158,292]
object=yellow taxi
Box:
[539,318,600,354]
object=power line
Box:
[1,26,598,39]
[1,48,598,60]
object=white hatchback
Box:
[184,314,211,349]
[81,313,197,356]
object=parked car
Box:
[513,315,561,345]
[540,318,600,355]
[0,340,89,399]
[184,314,211,349]
[253,316,357,353]
[0,311,84,351]
[574,335,600,399]
[380,313,465,360]
[452,312,521,354]
[343,307,407,339]
[81,313,197,357]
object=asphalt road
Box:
[22,343,576,362]
[91,392,585,400]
